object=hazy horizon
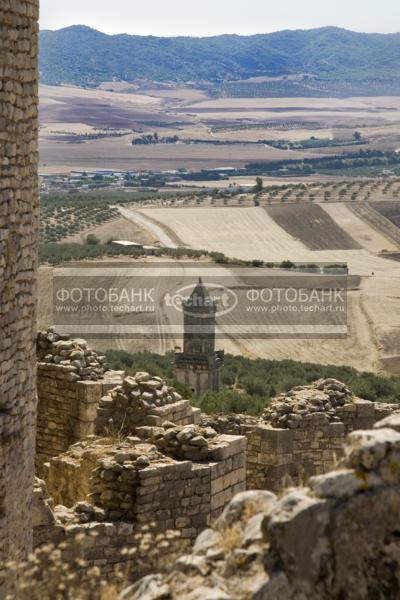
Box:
[40,24,400,38]
[40,0,398,37]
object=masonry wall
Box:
[36,363,204,473]
[202,401,399,493]
[134,436,246,538]
[32,480,173,584]
[36,364,121,473]
[46,435,246,543]
[247,400,398,492]
[0,0,39,578]
[96,395,201,432]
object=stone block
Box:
[355,399,375,419]
[208,435,246,461]
[76,380,103,403]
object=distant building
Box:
[109,240,144,248]
[175,278,224,398]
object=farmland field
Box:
[39,85,400,174]
[265,204,361,250]
[63,217,155,245]
[319,203,397,253]
[132,204,400,376]
[37,81,400,376]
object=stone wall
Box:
[95,372,201,433]
[247,418,344,491]
[36,363,122,473]
[203,380,400,493]
[32,478,181,585]
[44,433,246,543]
[36,363,204,473]
[0,0,39,579]
[247,380,399,492]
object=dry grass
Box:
[219,523,243,553]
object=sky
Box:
[40,0,399,36]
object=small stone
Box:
[189,435,208,447]
[135,372,151,383]
[175,554,209,576]
[123,376,139,389]
[136,455,150,469]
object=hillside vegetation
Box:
[40,26,400,88]
[105,350,400,415]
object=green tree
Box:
[254,177,264,193]
[86,233,100,245]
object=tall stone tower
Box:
[175,278,224,398]
[0,0,39,575]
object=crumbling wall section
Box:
[36,364,122,473]
[247,418,345,491]
[31,481,179,585]
[202,381,400,493]
[0,0,39,576]
[95,372,201,433]
[44,433,246,543]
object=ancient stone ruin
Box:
[28,330,246,582]
[28,331,400,596]
[2,3,400,598]
[202,378,398,493]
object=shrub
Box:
[87,234,100,245]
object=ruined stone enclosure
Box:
[29,329,400,587]
[0,0,39,570]
[30,332,247,580]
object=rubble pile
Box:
[262,378,355,428]
[201,413,258,435]
[54,501,106,525]
[37,328,109,381]
[111,372,183,413]
[138,423,219,461]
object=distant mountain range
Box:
[39,25,400,88]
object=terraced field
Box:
[265,204,361,251]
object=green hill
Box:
[39,25,400,88]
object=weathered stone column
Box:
[0,0,39,568]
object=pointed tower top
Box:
[184,277,216,313]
